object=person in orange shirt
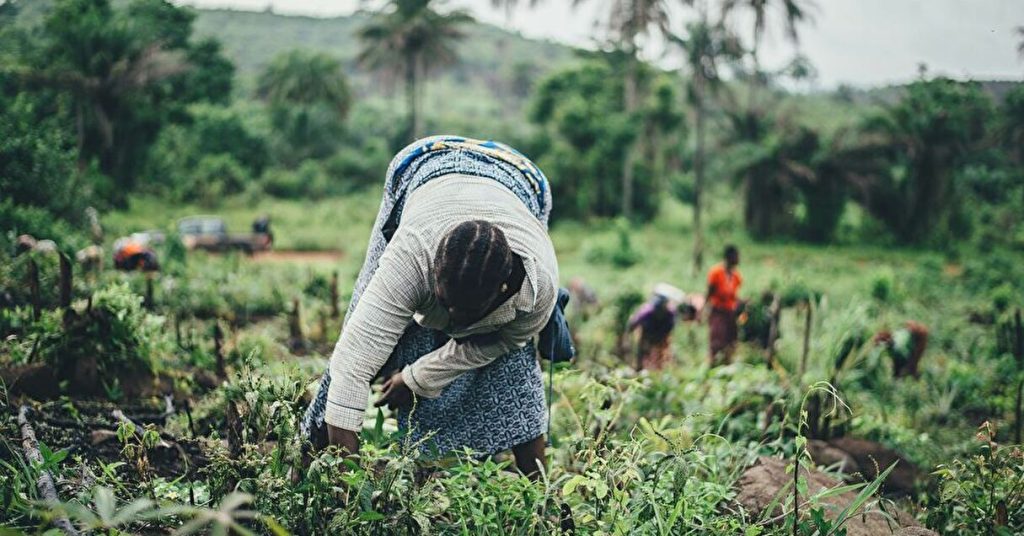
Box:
[705,245,742,366]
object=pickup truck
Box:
[177,216,273,254]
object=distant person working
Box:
[705,245,743,366]
[628,293,677,371]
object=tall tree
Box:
[671,9,741,270]
[11,0,233,206]
[258,49,351,163]
[718,0,813,239]
[257,50,351,111]
[1017,26,1024,60]
[721,0,814,107]
[357,0,472,140]
[849,78,994,243]
[577,0,691,219]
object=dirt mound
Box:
[1,361,190,400]
[826,437,924,495]
[736,456,932,536]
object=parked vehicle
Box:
[177,216,273,254]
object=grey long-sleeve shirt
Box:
[324,174,559,432]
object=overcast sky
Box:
[175,0,1023,88]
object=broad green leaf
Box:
[359,511,386,521]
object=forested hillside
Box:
[192,8,577,100]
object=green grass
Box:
[104,189,382,253]
[3,190,1020,534]
[108,189,983,314]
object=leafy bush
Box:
[990,283,1015,313]
[1,282,166,378]
[529,60,682,221]
[321,138,393,194]
[187,154,250,208]
[927,423,1024,535]
[260,161,334,200]
[780,280,820,307]
[145,104,268,204]
[0,201,88,255]
[856,78,995,244]
[583,219,642,268]
[0,94,94,218]
[258,50,351,166]
[870,272,893,302]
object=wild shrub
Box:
[45,283,165,375]
[1,282,165,378]
[927,423,1024,535]
[870,273,893,302]
[583,219,642,268]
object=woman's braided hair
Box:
[434,220,515,312]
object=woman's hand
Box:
[326,424,361,455]
[292,424,359,483]
[374,371,414,410]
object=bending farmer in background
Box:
[705,245,742,366]
[302,136,569,476]
[628,294,677,371]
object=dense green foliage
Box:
[258,50,352,165]
[5,0,1022,245]
[23,0,232,206]
[356,0,473,139]
[854,79,997,244]
[2,194,1024,534]
[529,57,685,221]
[1,2,1024,532]
[144,104,268,205]
[0,98,95,250]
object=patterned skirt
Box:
[638,335,673,371]
[709,307,739,363]
[302,136,551,456]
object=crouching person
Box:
[302,136,570,477]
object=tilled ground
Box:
[5,398,210,478]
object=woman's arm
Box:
[401,300,552,398]
[324,234,426,446]
[628,302,653,332]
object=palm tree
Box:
[257,50,351,163]
[1017,26,1024,60]
[257,50,350,114]
[671,10,742,271]
[357,0,472,140]
[576,0,691,219]
[24,0,190,204]
[847,78,993,243]
[720,0,814,107]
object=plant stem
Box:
[18,406,81,536]
[799,302,813,380]
[793,451,799,536]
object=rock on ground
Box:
[736,456,936,536]
[807,439,861,473]
[826,437,923,496]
